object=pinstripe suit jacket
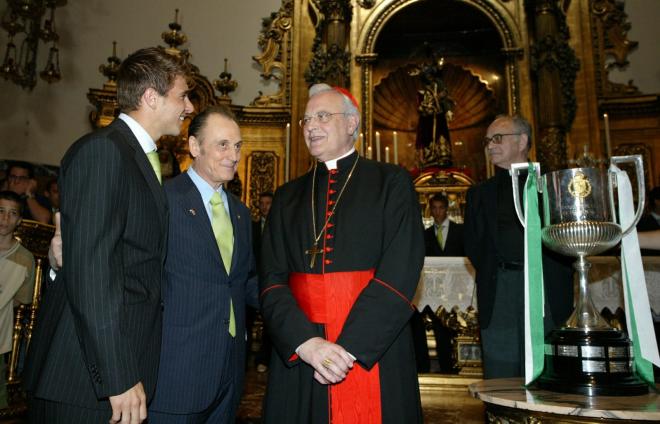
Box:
[24,119,168,410]
[149,172,258,414]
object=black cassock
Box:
[260,151,425,424]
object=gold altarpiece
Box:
[85,0,659,219]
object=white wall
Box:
[608,0,660,94]
[0,0,281,165]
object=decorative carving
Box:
[98,41,121,87]
[437,306,483,376]
[161,9,188,55]
[529,1,580,130]
[213,58,238,103]
[247,151,278,220]
[537,127,567,173]
[251,0,293,107]
[304,0,352,86]
[358,0,523,156]
[87,42,123,129]
[591,0,640,97]
[613,142,653,193]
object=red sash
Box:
[290,270,382,424]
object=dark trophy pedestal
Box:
[535,328,649,396]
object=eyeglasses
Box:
[7,175,30,182]
[483,133,521,147]
[299,112,346,128]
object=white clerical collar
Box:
[324,148,356,170]
[118,113,158,154]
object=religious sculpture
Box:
[410,49,455,168]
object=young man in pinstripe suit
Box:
[24,47,194,424]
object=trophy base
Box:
[535,328,649,396]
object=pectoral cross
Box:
[305,243,323,269]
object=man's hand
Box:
[109,382,147,424]
[297,337,354,385]
[48,212,62,270]
[25,178,38,198]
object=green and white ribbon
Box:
[523,162,545,385]
[611,165,659,385]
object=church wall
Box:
[0,0,281,166]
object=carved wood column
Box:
[529,0,579,171]
[305,0,352,87]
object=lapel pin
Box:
[189,208,196,216]
[237,214,241,220]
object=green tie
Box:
[210,191,236,337]
[436,225,444,249]
[146,150,162,184]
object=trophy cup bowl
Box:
[510,155,648,396]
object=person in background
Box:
[42,178,60,216]
[463,114,573,379]
[5,161,51,224]
[249,191,273,373]
[0,191,35,408]
[424,193,464,257]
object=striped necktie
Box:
[210,191,236,337]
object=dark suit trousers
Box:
[149,339,237,424]
[28,397,110,423]
[480,268,556,379]
[480,268,525,379]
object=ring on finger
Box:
[322,358,333,367]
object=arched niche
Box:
[355,0,524,180]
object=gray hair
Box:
[494,114,532,150]
[308,83,360,140]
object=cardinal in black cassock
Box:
[259,84,425,424]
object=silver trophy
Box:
[510,155,648,396]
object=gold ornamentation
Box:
[251,0,293,107]
[357,0,524,157]
[304,0,352,86]
[247,151,278,221]
[591,0,640,97]
[161,9,188,54]
[213,58,238,103]
[537,127,568,173]
[529,0,580,130]
[568,172,592,199]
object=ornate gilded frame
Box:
[354,0,525,150]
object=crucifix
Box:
[305,243,323,269]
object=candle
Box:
[285,123,291,182]
[392,131,398,164]
[358,133,364,157]
[603,113,612,158]
[385,146,390,163]
[375,131,381,162]
[367,146,372,160]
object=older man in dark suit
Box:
[424,193,464,257]
[24,47,193,423]
[463,114,573,379]
[148,106,258,423]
